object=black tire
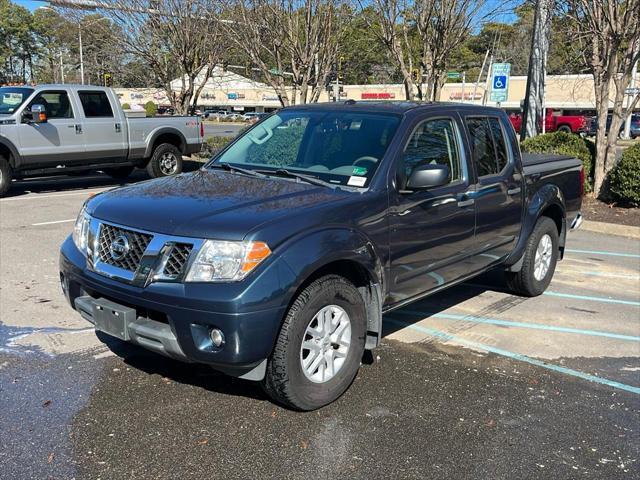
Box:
[104,166,134,179]
[505,216,559,297]
[556,125,572,134]
[146,143,183,178]
[0,155,12,197]
[262,275,367,411]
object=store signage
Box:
[361,92,395,100]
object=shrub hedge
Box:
[609,143,640,206]
[521,132,594,193]
[144,101,158,117]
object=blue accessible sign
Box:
[490,63,511,103]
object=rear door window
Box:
[78,91,113,118]
[465,116,509,177]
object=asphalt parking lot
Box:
[1,175,639,479]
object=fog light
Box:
[209,328,224,348]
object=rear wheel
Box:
[0,155,12,197]
[556,125,572,134]
[104,166,134,179]
[262,275,366,410]
[146,143,183,178]
[505,216,559,297]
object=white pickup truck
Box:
[0,85,203,195]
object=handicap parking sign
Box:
[490,63,511,103]
[493,75,507,90]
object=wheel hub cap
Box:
[300,305,351,383]
[534,233,553,281]
[159,152,178,175]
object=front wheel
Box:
[146,143,183,178]
[505,216,559,297]
[556,125,572,134]
[0,155,12,197]
[262,275,366,410]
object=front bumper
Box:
[60,236,291,379]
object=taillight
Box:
[200,121,204,138]
[579,166,585,196]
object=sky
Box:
[15,0,519,23]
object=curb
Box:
[581,220,640,239]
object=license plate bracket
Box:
[93,298,135,341]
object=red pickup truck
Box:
[508,108,588,134]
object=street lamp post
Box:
[79,26,84,84]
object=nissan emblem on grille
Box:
[109,234,130,261]
[97,223,153,272]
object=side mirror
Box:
[406,163,450,190]
[29,104,47,123]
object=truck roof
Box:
[7,84,110,91]
[284,100,505,116]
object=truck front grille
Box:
[162,243,193,278]
[97,224,153,272]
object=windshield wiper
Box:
[210,162,266,178]
[257,168,333,188]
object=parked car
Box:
[60,102,583,410]
[587,114,640,138]
[508,108,588,134]
[0,85,203,195]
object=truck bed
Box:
[521,152,576,166]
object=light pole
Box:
[38,7,107,85]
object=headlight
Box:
[185,240,271,282]
[72,206,91,255]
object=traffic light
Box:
[104,73,112,87]
[412,69,420,82]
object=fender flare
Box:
[0,137,21,169]
[506,183,566,270]
[144,127,187,158]
[277,227,385,347]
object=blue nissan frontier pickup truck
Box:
[60,101,583,410]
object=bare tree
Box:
[96,0,227,114]
[229,0,345,107]
[561,0,640,197]
[367,0,487,101]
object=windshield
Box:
[0,87,33,115]
[210,109,401,188]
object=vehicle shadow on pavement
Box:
[382,270,506,338]
[96,331,268,402]
[4,159,204,198]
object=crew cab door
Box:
[388,115,476,303]
[463,115,523,268]
[17,89,85,167]
[76,90,127,163]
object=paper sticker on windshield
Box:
[347,176,367,187]
[352,166,367,176]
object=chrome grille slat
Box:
[162,243,193,278]
[97,224,153,272]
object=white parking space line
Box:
[0,189,108,202]
[31,218,76,226]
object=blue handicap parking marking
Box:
[493,75,507,90]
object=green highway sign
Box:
[447,72,461,79]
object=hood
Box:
[88,169,349,239]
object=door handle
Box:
[507,187,521,195]
[115,123,121,133]
[75,124,83,134]
[456,192,475,208]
